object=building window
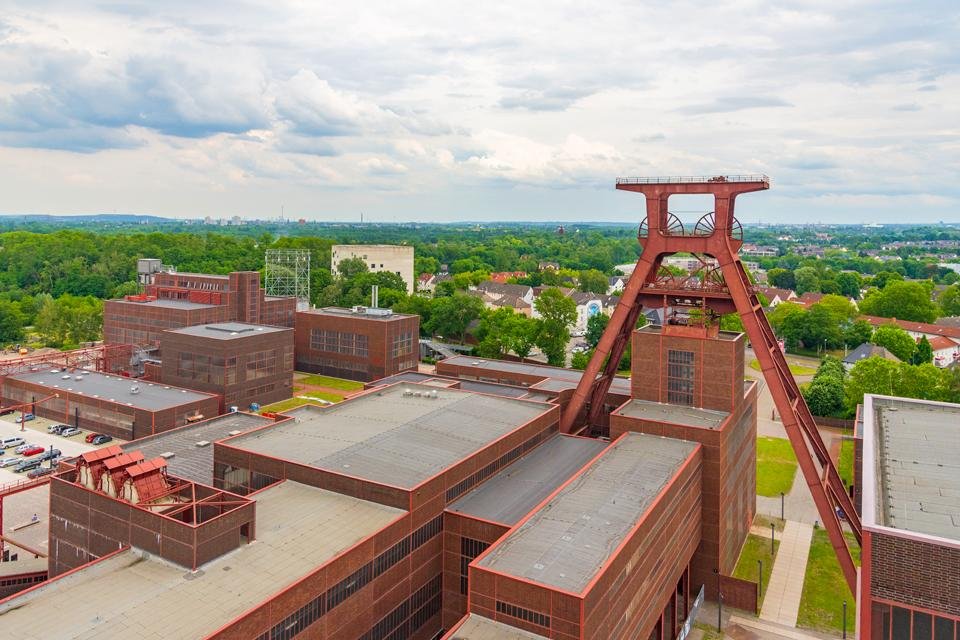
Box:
[667,349,695,405]
[391,332,414,358]
[310,329,369,357]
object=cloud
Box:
[0,1,956,222]
[677,96,793,115]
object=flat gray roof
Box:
[229,383,554,489]
[10,369,215,411]
[449,435,607,525]
[614,398,729,429]
[111,298,218,310]
[476,433,698,593]
[449,614,548,639]
[166,322,290,340]
[865,395,960,542]
[300,306,416,321]
[122,413,275,484]
[0,481,403,640]
[636,324,743,341]
[441,355,632,395]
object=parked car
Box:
[15,413,35,423]
[84,432,101,443]
[20,446,45,457]
[14,458,41,473]
[27,467,55,479]
[13,443,37,455]
[0,457,18,468]
[91,434,113,445]
[38,448,61,461]
[59,427,81,438]
[1,436,25,449]
[48,423,71,434]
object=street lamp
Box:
[714,568,722,632]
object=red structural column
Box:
[562,176,861,595]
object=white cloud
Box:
[0,0,956,221]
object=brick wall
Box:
[870,530,960,617]
[442,512,509,630]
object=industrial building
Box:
[159,322,294,412]
[104,265,296,348]
[858,395,960,639]
[332,244,415,293]
[294,306,419,381]
[1,368,220,440]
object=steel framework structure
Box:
[560,175,861,594]
[265,249,310,310]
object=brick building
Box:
[1,368,220,440]
[858,395,960,639]
[104,268,296,348]
[609,323,757,597]
[159,322,294,412]
[294,306,419,382]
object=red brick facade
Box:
[294,308,419,382]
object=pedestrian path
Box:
[759,520,813,627]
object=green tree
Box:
[870,324,917,362]
[534,288,577,366]
[842,320,874,348]
[803,376,845,417]
[940,284,960,317]
[768,302,807,350]
[813,295,858,324]
[425,293,484,343]
[0,300,25,344]
[336,256,369,280]
[577,269,609,295]
[585,313,609,348]
[871,271,903,289]
[911,335,934,365]
[794,266,820,295]
[835,272,862,299]
[767,268,795,290]
[845,357,901,410]
[571,350,591,370]
[475,308,521,358]
[859,281,939,323]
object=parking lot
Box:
[0,414,124,487]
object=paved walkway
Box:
[759,520,813,627]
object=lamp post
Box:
[842,600,847,639]
[757,559,763,614]
[780,491,785,521]
[771,523,776,554]
[714,568,722,632]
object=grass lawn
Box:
[259,397,326,414]
[733,534,780,609]
[755,513,786,532]
[295,373,364,391]
[837,437,854,491]
[749,359,817,376]
[302,390,344,403]
[757,436,798,497]
[798,530,860,634]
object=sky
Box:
[0,1,958,223]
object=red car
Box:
[20,446,45,457]
[85,432,101,443]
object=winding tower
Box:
[561,175,861,594]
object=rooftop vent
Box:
[130,385,141,395]
[227,430,242,436]
[195,440,211,448]
[160,452,176,459]
[61,374,71,380]
[74,375,83,381]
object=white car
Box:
[0,457,18,468]
[60,427,82,438]
[14,443,37,455]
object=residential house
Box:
[607,275,626,295]
[842,343,900,371]
[928,336,960,367]
[756,286,798,307]
[489,271,527,284]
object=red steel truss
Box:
[561,175,861,594]
[0,344,133,379]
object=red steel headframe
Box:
[561,175,861,594]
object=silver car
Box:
[13,443,37,455]
[60,427,82,438]
[0,457,18,468]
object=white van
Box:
[1,436,25,450]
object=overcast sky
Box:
[1,1,958,223]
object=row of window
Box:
[359,575,442,640]
[0,572,45,588]
[309,329,370,357]
[872,602,959,640]
[496,600,550,629]
[254,516,443,640]
[445,424,558,503]
[391,332,415,357]
[667,349,695,405]
[459,537,491,595]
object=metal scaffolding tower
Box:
[561,175,861,596]
[265,249,311,310]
